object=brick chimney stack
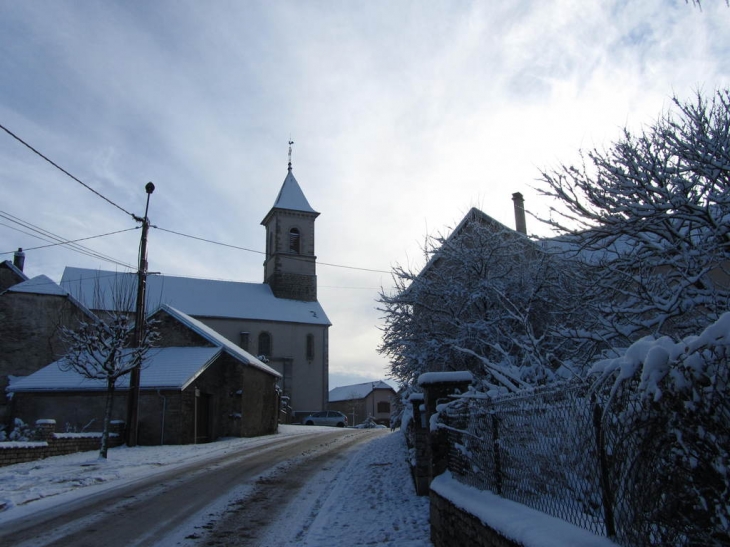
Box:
[13,248,25,271]
[512,193,527,235]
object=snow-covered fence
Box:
[439,384,606,536]
[437,373,729,547]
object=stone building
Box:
[60,164,331,420]
[328,380,396,426]
[0,275,96,425]
[0,253,28,292]
[9,305,281,444]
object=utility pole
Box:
[126,181,155,447]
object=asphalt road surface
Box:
[0,428,386,546]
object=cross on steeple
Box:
[288,139,294,171]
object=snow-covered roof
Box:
[417,371,474,386]
[157,304,281,378]
[9,304,281,393]
[6,275,69,296]
[269,169,318,215]
[60,267,331,326]
[3,274,97,320]
[8,347,223,392]
[329,380,395,403]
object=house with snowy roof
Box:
[327,380,396,426]
[9,304,281,444]
[0,274,96,425]
[0,250,28,292]
[59,163,331,421]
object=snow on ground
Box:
[0,426,431,545]
[258,428,431,546]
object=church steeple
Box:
[261,149,319,302]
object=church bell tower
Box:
[261,143,319,302]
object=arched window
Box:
[258,332,271,358]
[306,334,315,361]
[377,401,391,413]
[289,228,300,254]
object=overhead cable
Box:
[1,226,139,254]
[0,123,136,218]
[0,210,135,269]
[153,225,392,274]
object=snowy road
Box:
[1,427,411,546]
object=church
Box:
[60,161,331,421]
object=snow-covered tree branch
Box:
[378,210,585,393]
[539,89,730,345]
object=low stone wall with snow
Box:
[430,472,619,547]
[0,419,124,467]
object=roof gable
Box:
[7,274,69,296]
[416,207,540,282]
[3,274,97,320]
[155,305,281,378]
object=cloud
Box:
[1,0,729,384]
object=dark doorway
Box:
[195,392,211,443]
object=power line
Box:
[0,123,136,218]
[153,226,264,255]
[1,226,139,254]
[0,124,392,275]
[0,210,135,269]
[153,225,392,274]
[317,260,391,275]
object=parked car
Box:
[303,411,348,427]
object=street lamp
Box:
[126,182,155,447]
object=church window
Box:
[306,334,315,361]
[289,228,300,254]
[258,332,271,358]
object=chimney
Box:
[13,248,25,271]
[512,193,527,235]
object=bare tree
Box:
[60,277,159,458]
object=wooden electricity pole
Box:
[126,181,155,447]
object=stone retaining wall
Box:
[0,419,124,467]
[430,489,522,547]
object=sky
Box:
[1,1,729,389]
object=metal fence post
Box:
[592,397,616,538]
[491,412,503,496]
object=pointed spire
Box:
[288,139,294,171]
[271,170,318,215]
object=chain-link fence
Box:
[437,377,729,547]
